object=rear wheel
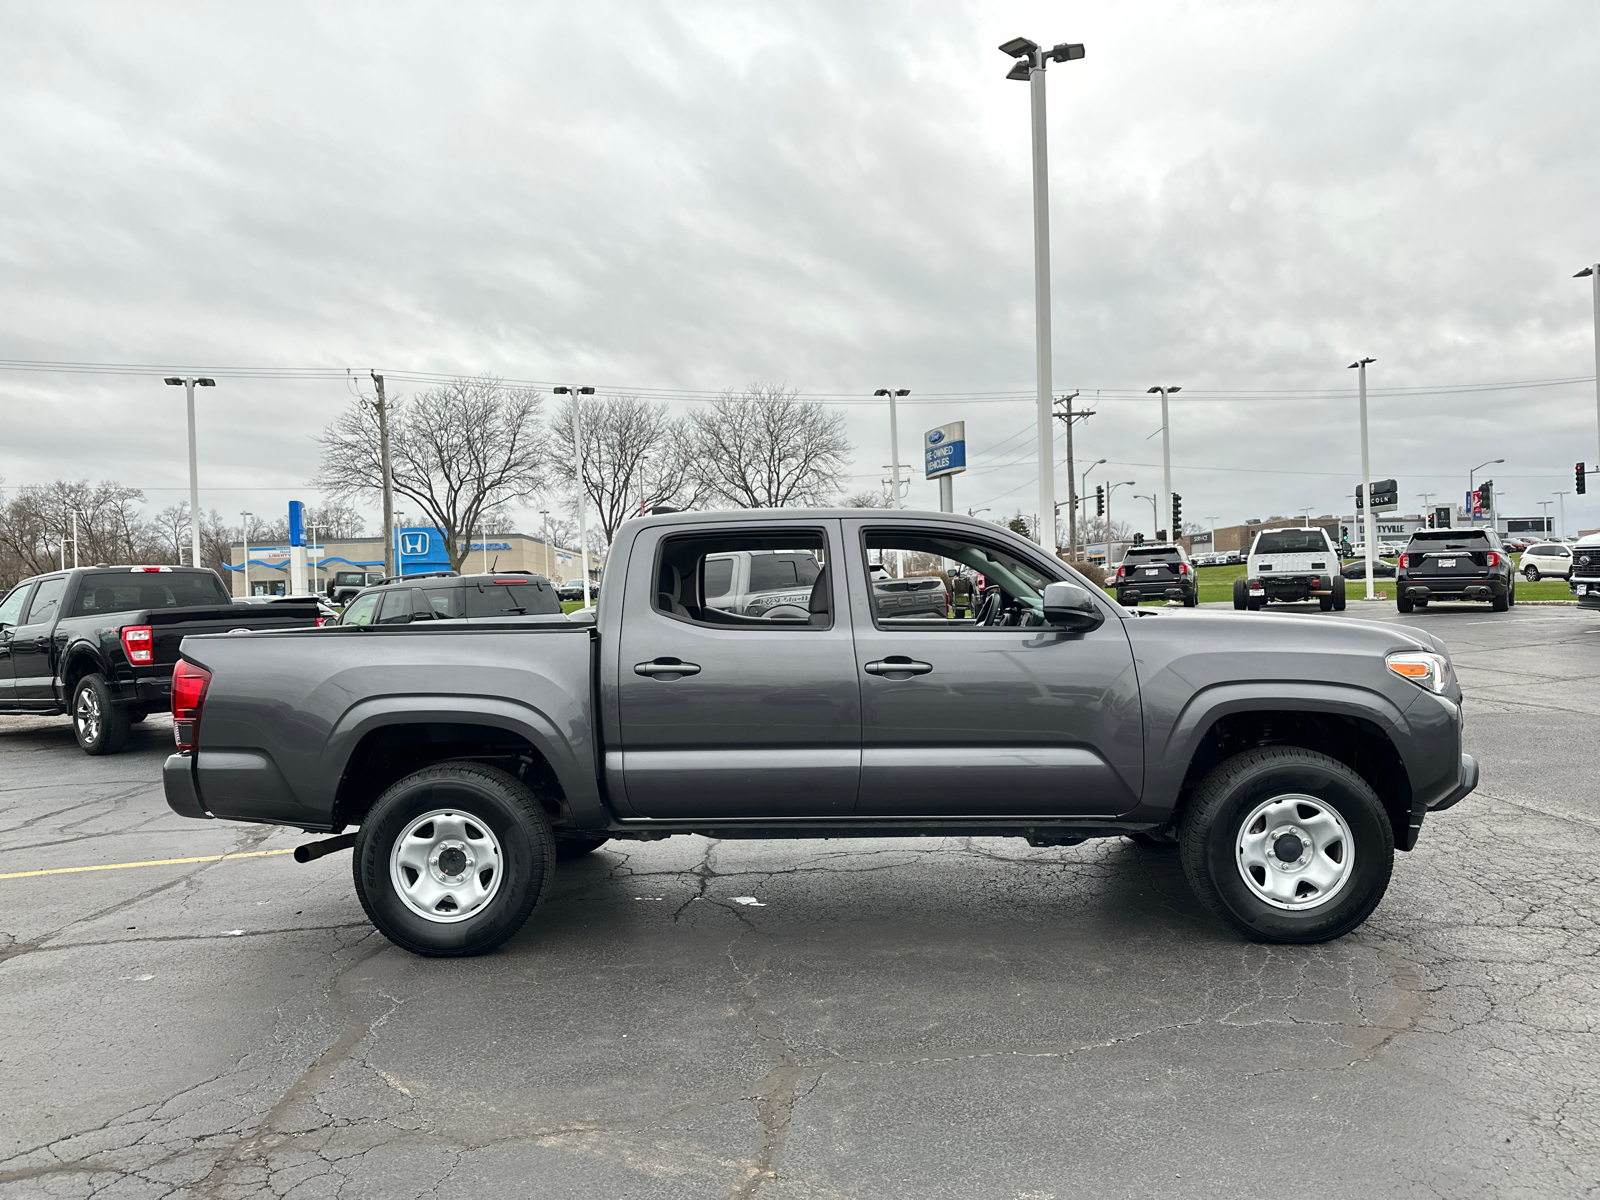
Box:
[1182,589,1198,607]
[1332,576,1347,611]
[1492,586,1510,612]
[73,674,130,756]
[1232,578,1247,611]
[1396,592,1413,613]
[1318,594,1334,611]
[353,762,556,957]
[1178,748,1393,943]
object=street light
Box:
[1001,34,1085,556]
[1348,358,1379,601]
[1077,457,1107,557]
[1104,480,1136,566]
[1538,499,1554,533]
[1577,264,1599,467]
[163,376,216,569]
[554,386,596,608]
[1134,493,1159,536]
[239,511,252,598]
[1555,490,1571,537]
[1146,386,1181,539]
[1469,458,1503,525]
[873,389,911,510]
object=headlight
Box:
[1386,650,1452,693]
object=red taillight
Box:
[315,617,327,627]
[1177,562,1189,575]
[1399,554,1410,569]
[1116,566,1127,579]
[171,659,211,753]
[120,625,153,665]
[1486,551,1500,567]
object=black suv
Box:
[1396,528,1515,613]
[1112,544,1198,607]
[338,572,566,626]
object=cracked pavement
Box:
[1,603,1598,1197]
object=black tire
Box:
[1232,578,1247,610]
[353,762,556,957]
[72,673,130,756]
[1396,593,1414,614]
[1183,589,1198,607]
[1318,594,1335,612]
[1491,587,1509,612]
[1178,748,1394,943]
[1332,576,1347,612]
[555,834,611,860]
[1522,566,1539,581]
[1247,597,1264,612]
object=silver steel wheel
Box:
[389,808,504,924]
[1235,793,1355,911]
[75,685,102,745]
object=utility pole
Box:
[370,372,396,579]
[1052,392,1090,559]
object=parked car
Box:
[235,594,340,625]
[163,508,1475,956]
[1234,527,1345,612]
[327,570,386,605]
[339,573,566,626]
[1340,558,1398,579]
[557,579,598,603]
[1568,534,1600,607]
[1518,542,1573,581]
[1111,544,1198,607]
[1395,529,1514,612]
[0,565,321,754]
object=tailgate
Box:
[1252,553,1330,574]
[1126,561,1181,583]
[1411,550,1488,576]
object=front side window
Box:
[654,531,830,628]
[341,592,381,627]
[22,577,67,625]
[0,584,33,629]
[862,528,1058,629]
[377,589,419,625]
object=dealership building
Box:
[225,528,597,597]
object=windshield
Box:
[1407,531,1491,551]
[1253,530,1331,554]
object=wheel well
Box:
[330,722,568,830]
[1176,710,1414,849]
[61,652,102,700]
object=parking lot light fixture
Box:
[1578,265,1599,466]
[873,389,911,510]
[1134,493,1159,535]
[1146,387,1181,546]
[1104,479,1136,565]
[1348,358,1379,600]
[554,386,597,607]
[1002,34,1085,556]
[1469,459,1504,525]
[164,376,217,570]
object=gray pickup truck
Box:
[163,509,1476,956]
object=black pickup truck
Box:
[163,509,1477,957]
[0,566,321,755]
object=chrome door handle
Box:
[634,658,701,679]
[863,657,933,678]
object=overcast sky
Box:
[3,1,1598,539]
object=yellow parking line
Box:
[0,848,295,881]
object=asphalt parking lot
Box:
[2,603,1598,1198]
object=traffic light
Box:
[1095,484,1105,516]
[1479,479,1493,508]
[1426,512,1435,528]
[1133,532,1145,546]
[1579,463,1588,496]
[1171,493,1182,531]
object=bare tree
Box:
[840,489,892,509]
[686,384,851,508]
[549,394,701,545]
[316,376,549,571]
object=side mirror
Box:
[1042,581,1105,631]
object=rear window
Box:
[69,571,229,617]
[334,572,366,586]
[462,579,562,618]
[1122,547,1182,561]
[1407,531,1491,551]
[1253,530,1332,554]
[748,552,821,592]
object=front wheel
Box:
[73,674,130,756]
[353,762,556,957]
[1178,748,1394,943]
[1522,566,1540,581]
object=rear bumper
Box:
[1118,584,1193,603]
[1401,577,1507,600]
[1428,753,1479,813]
[163,753,212,820]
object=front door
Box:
[10,575,68,707]
[611,520,860,819]
[843,520,1143,817]
[0,583,35,709]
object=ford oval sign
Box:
[928,429,945,445]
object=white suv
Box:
[1518,542,1573,581]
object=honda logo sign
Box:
[401,532,429,556]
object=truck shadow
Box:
[0,714,176,760]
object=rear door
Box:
[0,583,36,708]
[10,575,68,705]
[612,519,860,819]
[845,519,1142,817]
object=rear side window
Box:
[422,588,463,618]
[748,552,821,593]
[22,577,67,624]
[1254,531,1332,554]
[69,571,229,616]
[341,593,381,627]
[463,580,562,618]
[704,557,734,598]
[654,531,830,628]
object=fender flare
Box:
[319,694,604,828]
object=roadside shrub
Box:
[1071,561,1106,588]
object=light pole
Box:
[1000,35,1085,556]
[1577,265,1600,466]
[539,509,552,579]
[239,511,252,598]
[1204,515,1219,558]
[1555,490,1571,537]
[1077,458,1107,557]
[873,389,911,510]
[554,386,596,607]
[1469,459,1503,525]
[1348,358,1379,600]
[1146,386,1181,540]
[1537,499,1553,533]
[1134,493,1159,537]
[163,376,216,572]
[1104,480,1136,566]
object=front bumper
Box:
[163,753,212,820]
[1428,753,1479,812]
[1570,579,1600,606]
